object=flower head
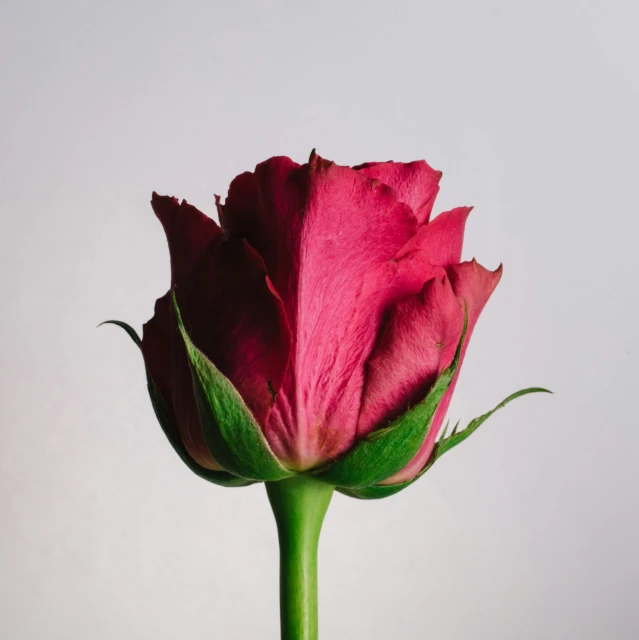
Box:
[105,152,547,497]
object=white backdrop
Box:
[1,1,637,638]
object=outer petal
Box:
[142,293,223,470]
[220,154,419,469]
[353,160,442,223]
[379,260,503,484]
[151,193,222,286]
[178,237,291,427]
[396,206,471,267]
[357,276,464,437]
[143,195,292,469]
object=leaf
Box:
[172,294,292,482]
[337,386,552,500]
[100,319,253,488]
[313,306,468,489]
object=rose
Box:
[104,151,547,639]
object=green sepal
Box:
[100,320,253,488]
[337,386,552,500]
[312,307,469,489]
[172,295,293,482]
[435,387,551,457]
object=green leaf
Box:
[172,294,292,482]
[337,386,552,500]
[313,306,469,489]
[100,319,252,488]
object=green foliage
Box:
[337,387,552,500]
[172,295,292,482]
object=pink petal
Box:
[220,153,419,469]
[357,276,464,438]
[379,206,472,299]
[354,160,442,223]
[379,260,503,485]
[396,206,472,267]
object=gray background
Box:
[1,1,637,638]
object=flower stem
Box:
[266,477,334,640]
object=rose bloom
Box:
[140,152,502,491]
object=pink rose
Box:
[128,151,526,495]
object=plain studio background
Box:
[0,1,637,638]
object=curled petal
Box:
[379,260,503,485]
[397,206,471,266]
[358,275,464,438]
[354,160,442,223]
[150,193,222,287]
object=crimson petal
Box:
[396,206,471,266]
[357,275,464,438]
[144,194,292,470]
[354,160,442,223]
[379,260,502,484]
[142,293,223,470]
[151,193,222,286]
[220,154,418,469]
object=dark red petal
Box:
[142,293,223,471]
[176,237,291,428]
[218,157,302,264]
[151,192,222,287]
[354,160,442,223]
[379,260,503,484]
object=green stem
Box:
[266,477,334,640]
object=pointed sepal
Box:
[172,295,292,482]
[100,320,253,487]
[435,387,552,458]
[337,386,552,499]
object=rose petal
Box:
[362,206,471,315]
[357,275,464,438]
[396,206,472,266]
[177,237,291,427]
[145,195,292,465]
[150,193,222,286]
[379,260,503,484]
[220,153,419,469]
[142,293,223,470]
[354,160,442,223]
